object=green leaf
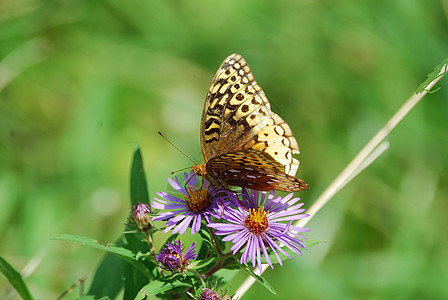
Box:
[202,223,226,252]
[260,239,326,265]
[130,144,150,206]
[189,257,217,270]
[121,233,152,300]
[416,58,448,94]
[52,234,136,258]
[133,279,191,299]
[197,229,215,259]
[51,234,152,279]
[164,233,180,245]
[76,296,100,300]
[120,232,157,299]
[77,297,111,300]
[123,226,160,236]
[87,251,123,298]
[238,263,276,295]
[196,242,210,260]
[220,257,241,270]
[123,146,157,298]
[86,234,157,299]
[0,256,34,300]
[123,261,149,300]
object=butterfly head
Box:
[192,163,230,191]
[192,163,207,176]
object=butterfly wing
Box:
[199,54,308,192]
[206,149,309,192]
[200,54,272,162]
[242,112,301,177]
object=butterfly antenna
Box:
[158,131,196,164]
[170,166,192,175]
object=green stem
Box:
[144,232,155,256]
[208,227,225,256]
[204,258,234,278]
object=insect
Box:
[192,54,309,192]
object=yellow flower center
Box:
[183,184,211,213]
[244,206,269,235]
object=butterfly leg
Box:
[183,172,196,190]
[209,184,229,216]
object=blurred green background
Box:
[1,0,447,299]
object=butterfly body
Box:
[195,54,309,192]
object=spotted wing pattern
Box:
[206,150,308,192]
[242,112,300,177]
[200,54,271,162]
[198,53,308,192]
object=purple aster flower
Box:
[152,171,234,235]
[208,189,310,272]
[131,203,152,232]
[196,279,231,300]
[155,240,198,272]
[199,287,231,300]
[199,288,221,300]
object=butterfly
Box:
[192,54,309,192]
